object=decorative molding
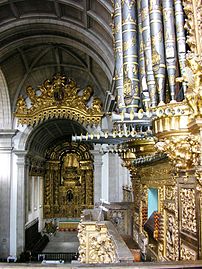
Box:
[155,135,200,169]
[183,0,202,56]
[166,213,178,260]
[180,188,197,234]
[77,221,117,264]
[15,74,103,126]
[180,243,197,261]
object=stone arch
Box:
[0,68,12,129]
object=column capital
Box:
[13,150,27,165]
[0,129,17,151]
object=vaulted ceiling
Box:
[0,0,114,113]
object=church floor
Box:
[42,231,79,253]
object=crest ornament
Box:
[15,74,103,126]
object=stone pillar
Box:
[38,176,44,232]
[0,130,16,259]
[108,154,119,202]
[10,150,27,257]
[91,145,103,204]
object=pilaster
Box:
[91,145,103,204]
[0,129,16,259]
[10,150,27,257]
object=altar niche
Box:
[43,141,94,219]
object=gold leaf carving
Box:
[155,135,200,169]
[180,188,197,233]
[15,74,103,126]
[166,213,178,260]
[183,0,202,55]
[181,244,197,261]
[77,221,117,263]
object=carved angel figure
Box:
[91,97,102,113]
[16,96,27,114]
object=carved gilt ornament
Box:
[15,74,103,126]
[155,135,200,169]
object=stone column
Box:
[0,130,16,259]
[38,176,44,232]
[10,150,27,257]
[91,145,103,204]
[108,154,119,202]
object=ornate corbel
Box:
[155,134,200,169]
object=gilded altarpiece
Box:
[44,142,94,219]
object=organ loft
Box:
[0,0,202,267]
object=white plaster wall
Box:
[27,176,43,232]
[101,152,131,203]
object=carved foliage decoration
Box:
[77,222,117,264]
[180,188,197,234]
[166,213,178,260]
[182,1,202,118]
[88,233,116,263]
[15,74,103,126]
[183,0,202,55]
[77,222,87,263]
[181,244,197,261]
[155,135,200,169]
[180,54,202,118]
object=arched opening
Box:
[23,118,94,261]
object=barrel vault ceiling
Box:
[0,0,114,112]
[0,0,114,154]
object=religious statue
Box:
[16,96,27,114]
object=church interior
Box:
[0,0,202,267]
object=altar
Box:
[58,219,80,231]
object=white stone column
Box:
[38,176,44,231]
[0,130,16,259]
[10,150,27,257]
[102,152,109,202]
[108,153,118,202]
[91,144,103,204]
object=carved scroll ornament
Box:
[183,0,202,56]
[77,222,117,264]
[180,188,197,234]
[15,74,103,126]
[166,213,178,260]
[179,54,202,118]
[181,244,197,261]
[155,135,200,169]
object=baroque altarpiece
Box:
[44,141,94,219]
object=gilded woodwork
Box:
[77,221,117,264]
[181,244,197,261]
[15,74,103,126]
[152,101,190,139]
[183,0,202,56]
[184,55,202,119]
[155,135,200,169]
[43,142,93,219]
[180,188,197,234]
[165,212,178,260]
